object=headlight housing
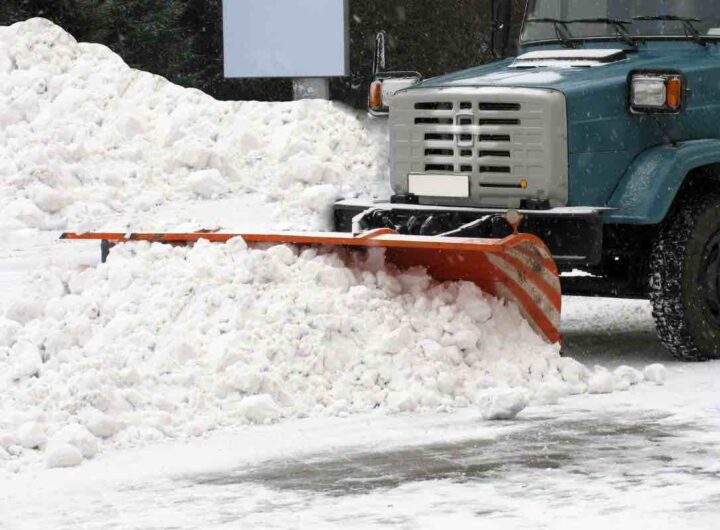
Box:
[630,72,684,114]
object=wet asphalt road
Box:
[192,411,695,497]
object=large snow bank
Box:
[0,240,656,469]
[0,18,387,232]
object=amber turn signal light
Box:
[666,76,683,111]
[369,80,384,111]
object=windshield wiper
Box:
[526,17,576,48]
[569,18,637,48]
[634,15,707,46]
[527,17,636,48]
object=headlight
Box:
[630,73,684,114]
[632,76,667,107]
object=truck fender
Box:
[605,139,720,225]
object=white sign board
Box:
[223,0,349,78]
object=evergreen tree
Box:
[99,0,195,86]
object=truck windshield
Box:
[522,0,720,44]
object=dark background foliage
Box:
[0,0,527,105]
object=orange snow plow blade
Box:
[61,229,562,344]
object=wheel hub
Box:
[702,232,720,326]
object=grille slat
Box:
[479,182,525,189]
[425,148,454,157]
[479,166,512,174]
[425,164,455,172]
[415,102,454,110]
[415,117,453,125]
[478,102,521,111]
[478,118,521,126]
[478,150,511,158]
[424,133,454,141]
[479,134,511,142]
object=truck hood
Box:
[415,44,709,93]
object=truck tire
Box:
[650,186,720,361]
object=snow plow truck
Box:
[333,0,720,361]
[65,0,720,362]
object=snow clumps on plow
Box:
[1,239,655,469]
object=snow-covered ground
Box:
[1,17,720,530]
[2,299,720,529]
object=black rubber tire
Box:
[650,185,720,361]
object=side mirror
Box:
[368,72,422,117]
[489,0,513,58]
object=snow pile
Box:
[0,240,659,469]
[0,18,387,232]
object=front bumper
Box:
[333,199,608,267]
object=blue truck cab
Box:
[334,0,720,361]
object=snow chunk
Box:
[0,432,19,450]
[0,199,47,229]
[0,318,21,347]
[5,298,45,324]
[388,391,419,413]
[29,184,68,214]
[17,422,46,450]
[614,365,644,387]
[477,388,529,420]
[643,364,667,385]
[81,409,119,439]
[46,444,83,468]
[533,384,562,405]
[588,367,615,394]
[238,395,282,424]
[557,357,589,385]
[47,424,98,458]
[10,341,43,380]
[188,169,229,199]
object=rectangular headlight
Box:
[630,73,684,114]
[632,76,667,108]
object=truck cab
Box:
[335,0,720,361]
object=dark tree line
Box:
[0,0,526,105]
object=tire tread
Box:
[650,184,720,361]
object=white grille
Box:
[389,86,569,208]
